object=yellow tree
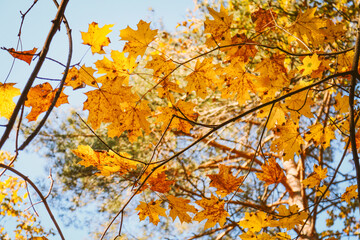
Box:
[0,0,359,239]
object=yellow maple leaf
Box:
[254,54,289,98]
[207,164,244,197]
[302,165,327,188]
[72,145,137,176]
[257,103,287,130]
[24,82,68,122]
[285,80,314,121]
[316,185,330,198]
[145,54,176,79]
[136,200,167,225]
[204,5,233,47]
[341,185,358,204]
[271,120,304,161]
[304,123,335,149]
[238,211,271,233]
[219,59,257,105]
[156,100,197,133]
[256,158,286,186]
[297,54,321,76]
[167,196,197,224]
[120,20,158,58]
[185,58,218,99]
[0,83,20,120]
[95,50,137,88]
[334,93,349,115]
[65,65,97,90]
[193,194,229,229]
[288,8,327,45]
[270,204,308,230]
[81,22,114,54]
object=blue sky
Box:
[0,1,194,239]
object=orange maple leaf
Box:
[83,85,138,130]
[137,165,174,193]
[256,158,286,186]
[7,47,37,65]
[120,20,158,58]
[167,196,197,224]
[207,164,244,197]
[24,82,68,122]
[193,194,229,229]
[251,8,277,32]
[0,83,20,120]
[65,65,97,90]
[81,22,114,54]
[136,200,167,225]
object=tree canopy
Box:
[0,0,359,239]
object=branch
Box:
[0,0,70,149]
[0,163,64,240]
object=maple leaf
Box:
[341,185,358,204]
[334,93,349,115]
[193,194,229,229]
[136,200,167,225]
[288,8,327,45]
[297,54,321,76]
[95,50,137,88]
[270,204,308,230]
[7,47,37,65]
[0,83,20,120]
[120,20,158,58]
[285,80,314,121]
[81,22,114,54]
[251,8,277,32]
[204,5,233,47]
[156,100,197,133]
[302,165,327,188]
[238,211,271,232]
[24,82,68,122]
[72,145,137,176]
[219,59,257,105]
[65,65,97,90]
[304,123,335,149]
[137,165,174,193]
[256,158,286,186]
[225,33,258,62]
[257,103,286,129]
[185,58,218,99]
[107,101,152,142]
[316,185,330,198]
[271,120,304,161]
[207,164,244,197]
[83,85,138,130]
[255,54,289,98]
[145,54,176,79]
[167,196,197,224]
